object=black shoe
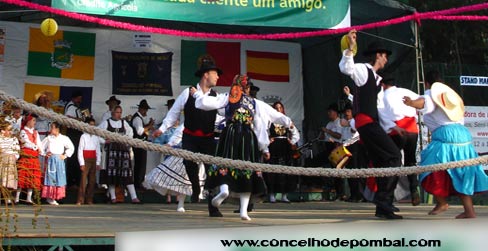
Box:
[373,200,400,212]
[209,211,223,217]
[375,212,403,220]
[411,191,421,206]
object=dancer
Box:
[145,125,191,212]
[98,106,141,204]
[403,76,488,218]
[339,29,403,219]
[192,74,293,220]
[16,114,43,205]
[41,122,75,205]
[0,121,20,204]
[76,118,101,205]
[265,101,300,203]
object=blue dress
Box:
[420,123,488,196]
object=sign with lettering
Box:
[112,51,173,96]
[464,106,488,157]
[51,0,350,29]
[460,76,488,86]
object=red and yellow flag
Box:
[246,50,289,82]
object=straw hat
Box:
[430,82,464,122]
[34,90,54,103]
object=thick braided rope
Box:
[1,90,487,178]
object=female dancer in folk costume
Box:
[98,105,141,204]
[191,74,293,221]
[404,81,488,219]
[41,122,75,205]
[265,101,300,203]
[15,114,43,205]
[0,121,20,204]
[145,124,197,212]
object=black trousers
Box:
[357,122,402,213]
[66,128,82,187]
[390,133,419,193]
[181,134,219,213]
[133,147,147,188]
[345,142,367,200]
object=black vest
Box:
[130,112,147,140]
[184,87,217,135]
[353,67,381,121]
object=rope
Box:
[2,90,488,178]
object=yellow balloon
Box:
[40,18,58,37]
[340,35,357,56]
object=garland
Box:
[0,0,487,40]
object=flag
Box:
[180,40,240,86]
[27,28,96,80]
[246,50,289,82]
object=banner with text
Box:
[460,76,488,87]
[112,51,173,96]
[464,106,488,155]
[51,0,350,29]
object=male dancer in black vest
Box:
[64,90,84,188]
[153,55,223,217]
[339,30,403,219]
[131,99,154,188]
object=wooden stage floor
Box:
[5,201,488,238]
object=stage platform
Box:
[4,200,488,249]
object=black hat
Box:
[165,99,175,107]
[380,73,395,86]
[71,90,83,98]
[250,82,260,92]
[194,55,223,78]
[362,41,392,56]
[105,96,121,105]
[137,99,151,109]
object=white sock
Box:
[282,194,289,202]
[26,189,33,202]
[240,193,251,220]
[212,184,229,207]
[126,184,138,200]
[269,193,276,203]
[15,189,21,202]
[109,185,116,200]
[176,194,186,212]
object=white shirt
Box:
[42,134,75,157]
[20,127,43,154]
[158,84,212,134]
[78,133,102,166]
[100,110,112,124]
[98,119,134,144]
[341,118,359,142]
[324,118,343,143]
[419,90,462,131]
[0,136,20,159]
[132,111,150,136]
[65,101,81,119]
[167,124,184,147]
[193,91,292,152]
[380,86,420,133]
[339,50,382,87]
